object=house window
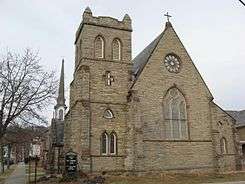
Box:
[110,132,117,155]
[95,36,104,59]
[220,137,228,154]
[164,87,188,140]
[112,38,121,61]
[101,132,108,155]
[104,109,114,119]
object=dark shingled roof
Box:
[132,32,164,79]
[227,110,245,127]
[131,22,173,88]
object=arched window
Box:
[103,109,114,119]
[110,132,117,155]
[220,137,228,154]
[164,88,188,140]
[112,39,121,61]
[58,109,64,120]
[95,36,104,59]
[101,132,108,155]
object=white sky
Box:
[0,0,245,122]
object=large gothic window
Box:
[164,88,188,140]
[112,38,121,61]
[110,132,117,155]
[101,132,108,155]
[95,36,104,59]
[220,137,228,154]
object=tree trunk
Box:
[1,145,4,173]
[7,144,11,169]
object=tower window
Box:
[110,132,117,155]
[103,109,114,119]
[101,132,108,155]
[95,36,105,59]
[58,109,64,120]
[112,38,121,61]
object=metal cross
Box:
[104,71,114,86]
[164,12,172,22]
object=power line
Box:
[239,0,245,6]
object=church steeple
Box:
[54,59,66,120]
[56,59,66,108]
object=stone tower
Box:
[64,7,133,172]
[49,59,66,173]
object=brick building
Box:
[64,7,239,174]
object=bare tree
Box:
[239,0,245,6]
[0,49,57,140]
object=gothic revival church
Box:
[64,7,239,173]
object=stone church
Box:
[63,7,240,173]
[48,59,66,173]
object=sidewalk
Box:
[4,163,26,184]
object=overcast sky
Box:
[0,0,245,121]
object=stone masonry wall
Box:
[130,23,215,172]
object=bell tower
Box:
[65,7,133,173]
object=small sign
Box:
[65,151,77,176]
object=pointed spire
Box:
[83,6,92,17]
[56,59,66,108]
[123,14,131,21]
[85,6,92,13]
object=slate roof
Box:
[131,22,173,88]
[226,110,245,127]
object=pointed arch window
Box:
[95,36,104,59]
[58,109,64,120]
[110,132,117,155]
[101,132,108,155]
[220,137,228,154]
[103,109,114,119]
[164,88,188,140]
[112,38,121,61]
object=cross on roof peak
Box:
[164,12,172,22]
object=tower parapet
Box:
[75,7,132,44]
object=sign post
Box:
[65,150,78,179]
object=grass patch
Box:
[0,165,17,184]
[105,172,245,184]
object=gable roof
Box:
[130,22,213,99]
[226,110,245,127]
[132,32,164,79]
[131,23,172,88]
